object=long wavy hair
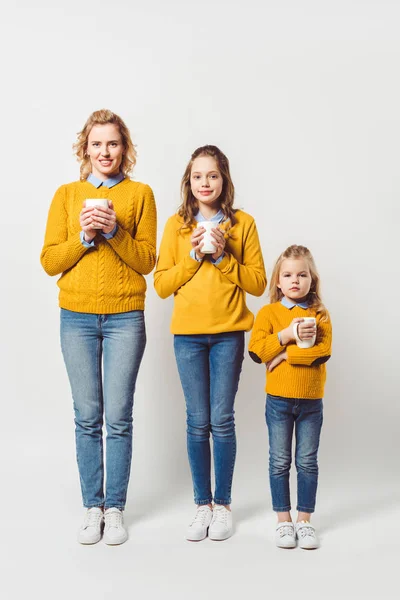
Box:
[73,109,137,181]
[178,145,236,230]
[269,245,329,321]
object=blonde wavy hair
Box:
[269,245,329,321]
[178,145,236,230]
[73,109,137,181]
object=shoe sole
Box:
[208,531,232,541]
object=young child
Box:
[154,145,266,541]
[248,245,332,549]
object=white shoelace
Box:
[190,507,211,526]
[105,510,123,529]
[297,524,316,538]
[83,509,102,529]
[277,524,294,538]
[212,506,228,525]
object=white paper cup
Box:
[85,199,109,228]
[197,221,217,254]
[293,317,317,348]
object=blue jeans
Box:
[60,309,146,510]
[266,394,323,513]
[173,332,244,506]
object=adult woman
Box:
[41,109,157,545]
[154,145,266,541]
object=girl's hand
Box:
[279,318,304,345]
[80,206,97,242]
[266,351,287,372]
[90,201,117,234]
[191,226,206,260]
[210,227,226,261]
[297,320,317,341]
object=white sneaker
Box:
[296,521,319,549]
[103,508,128,545]
[209,505,233,541]
[186,505,213,541]
[275,521,296,548]
[77,507,104,544]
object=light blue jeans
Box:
[60,309,146,509]
[174,332,245,506]
[266,394,323,513]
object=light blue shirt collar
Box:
[87,172,125,189]
[281,296,309,310]
[194,209,225,223]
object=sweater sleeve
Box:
[286,315,332,366]
[214,219,267,296]
[40,186,89,276]
[107,184,157,275]
[248,307,284,363]
[153,218,202,299]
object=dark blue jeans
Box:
[60,309,146,509]
[174,332,245,506]
[266,394,323,513]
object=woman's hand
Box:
[191,226,206,260]
[90,201,117,234]
[80,206,98,242]
[210,227,226,261]
[266,351,287,372]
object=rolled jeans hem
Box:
[273,505,292,512]
[104,505,125,511]
[196,498,213,506]
[297,505,315,513]
[84,503,104,509]
[214,498,231,506]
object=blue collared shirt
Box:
[81,173,124,247]
[277,297,309,344]
[281,297,309,310]
[190,209,226,265]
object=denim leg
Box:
[60,310,104,508]
[265,395,294,512]
[209,332,244,505]
[174,335,212,505]
[102,311,146,510]
[294,399,323,513]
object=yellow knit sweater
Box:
[154,211,267,334]
[41,179,157,313]
[248,302,332,399]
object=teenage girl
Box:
[154,145,266,541]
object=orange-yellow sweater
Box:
[248,302,332,399]
[154,211,267,334]
[40,179,157,313]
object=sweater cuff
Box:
[102,224,118,240]
[214,253,230,271]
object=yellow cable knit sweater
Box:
[248,302,332,399]
[41,179,157,313]
[154,211,267,334]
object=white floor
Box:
[4,476,399,600]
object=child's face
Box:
[278,258,312,302]
[190,156,223,208]
[87,123,124,180]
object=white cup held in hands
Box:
[293,317,317,348]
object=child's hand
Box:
[266,351,287,372]
[279,319,304,345]
[297,320,317,341]
[191,227,206,259]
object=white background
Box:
[1,1,399,598]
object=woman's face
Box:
[190,156,223,207]
[86,123,124,180]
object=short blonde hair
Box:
[73,109,137,181]
[269,245,329,321]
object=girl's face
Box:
[190,156,223,208]
[278,258,312,302]
[87,124,124,180]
